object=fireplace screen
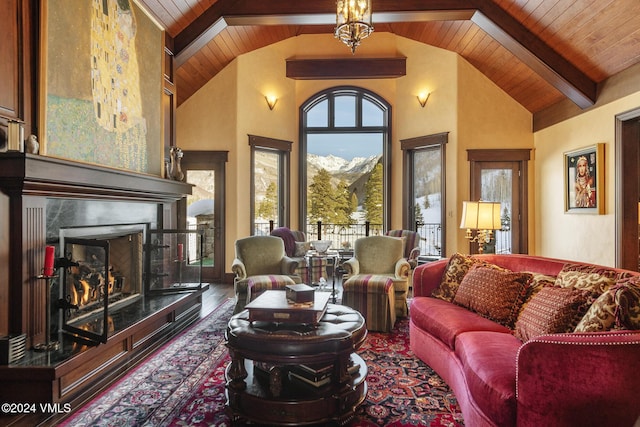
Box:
[60,225,145,343]
[146,229,204,292]
[61,238,113,343]
[58,226,202,344]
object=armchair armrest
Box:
[516,331,640,427]
[394,258,410,279]
[406,247,420,269]
[343,258,359,277]
[412,259,448,297]
[231,258,247,279]
[281,256,299,275]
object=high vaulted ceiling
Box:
[138,0,640,116]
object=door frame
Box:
[615,107,640,270]
[468,149,530,254]
[179,151,228,282]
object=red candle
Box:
[177,243,183,262]
[44,245,55,276]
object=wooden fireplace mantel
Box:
[0,152,192,202]
[0,152,203,424]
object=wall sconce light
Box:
[265,95,278,111]
[417,92,430,108]
[460,200,502,254]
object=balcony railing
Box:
[255,221,444,257]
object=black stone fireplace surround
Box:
[0,153,204,423]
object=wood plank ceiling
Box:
[138,0,640,115]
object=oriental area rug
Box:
[60,299,463,427]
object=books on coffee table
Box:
[245,290,330,324]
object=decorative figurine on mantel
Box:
[26,134,39,154]
[169,146,184,181]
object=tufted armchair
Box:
[231,235,301,313]
[343,235,411,317]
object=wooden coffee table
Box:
[225,299,368,426]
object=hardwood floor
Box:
[199,282,235,317]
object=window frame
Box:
[401,132,448,257]
[249,134,291,234]
[299,86,392,232]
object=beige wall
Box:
[534,92,640,266]
[177,33,534,273]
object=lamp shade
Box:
[460,201,502,230]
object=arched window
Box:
[299,87,391,244]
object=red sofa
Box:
[410,254,640,427]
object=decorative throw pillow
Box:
[453,264,532,327]
[574,288,618,332]
[294,241,311,257]
[578,276,640,331]
[518,272,557,317]
[615,277,640,329]
[555,263,630,295]
[431,253,477,302]
[515,285,593,342]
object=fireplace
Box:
[56,224,203,344]
[59,224,147,343]
[0,153,206,407]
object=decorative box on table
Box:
[245,290,330,324]
[286,283,315,303]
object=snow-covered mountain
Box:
[306,153,381,184]
[253,152,381,206]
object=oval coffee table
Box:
[225,303,368,426]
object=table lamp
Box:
[460,201,502,254]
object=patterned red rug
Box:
[61,299,463,426]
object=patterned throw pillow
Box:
[574,288,618,332]
[576,276,640,332]
[431,253,477,302]
[294,241,311,257]
[515,285,593,342]
[555,263,629,295]
[453,264,532,327]
[615,278,640,329]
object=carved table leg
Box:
[226,348,247,391]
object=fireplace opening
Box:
[56,224,204,344]
[59,224,146,343]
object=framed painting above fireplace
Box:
[40,0,163,174]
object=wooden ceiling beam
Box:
[471,0,596,108]
[174,0,597,109]
[286,58,407,80]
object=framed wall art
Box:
[564,143,605,214]
[40,0,163,174]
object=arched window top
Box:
[302,86,389,130]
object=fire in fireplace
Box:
[59,224,146,343]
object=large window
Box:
[300,87,390,243]
[250,135,291,235]
[402,133,447,258]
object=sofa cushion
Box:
[432,253,479,302]
[455,331,522,427]
[410,296,511,349]
[515,285,593,342]
[575,277,640,332]
[555,263,629,295]
[453,264,532,328]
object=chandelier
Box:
[335,0,374,54]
